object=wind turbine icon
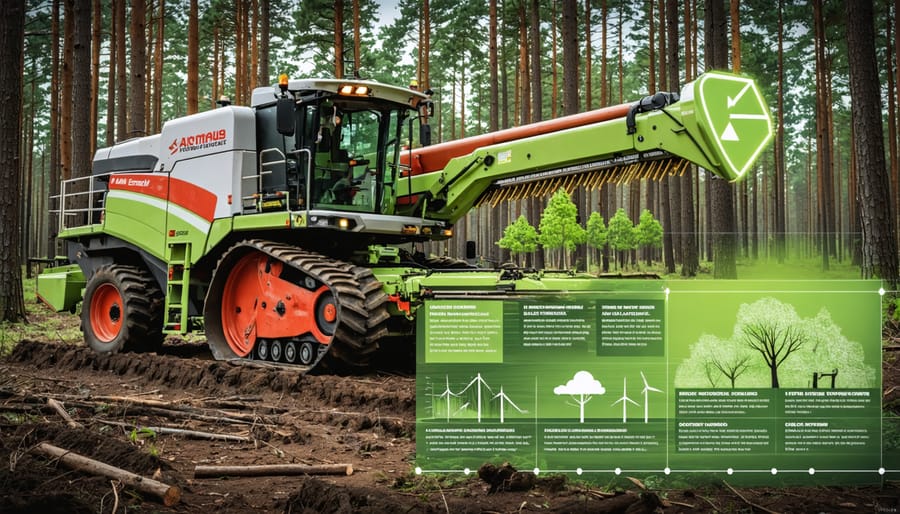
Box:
[459,373,494,422]
[639,371,663,423]
[612,376,639,423]
[491,386,527,423]
[436,375,460,422]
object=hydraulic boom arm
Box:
[398,71,773,224]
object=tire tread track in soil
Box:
[2,340,900,513]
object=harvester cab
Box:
[253,77,432,219]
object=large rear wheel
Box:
[81,265,164,354]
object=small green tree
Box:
[496,215,538,266]
[606,208,636,270]
[585,212,608,273]
[635,209,663,266]
[538,189,585,268]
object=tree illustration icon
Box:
[554,371,606,423]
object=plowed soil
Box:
[1,334,898,513]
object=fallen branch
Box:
[84,395,270,423]
[194,463,353,478]
[97,420,252,443]
[723,481,780,514]
[34,442,181,507]
[47,398,81,428]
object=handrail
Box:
[57,171,125,231]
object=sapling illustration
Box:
[585,212,608,271]
[553,371,606,423]
[538,189,586,269]
[496,215,538,267]
[634,209,663,266]
[606,208,636,270]
[612,377,639,423]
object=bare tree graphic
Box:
[742,323,805,388]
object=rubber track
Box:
[222,240,390,370]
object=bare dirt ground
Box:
[0,311,898,513]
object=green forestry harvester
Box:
[37,71,773,371]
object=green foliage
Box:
[634,209,662,250]
[538,189,585,268]
[0,274,83,356]
[129,427,160,457]
[585,212,608,251]
[496,215,538,266]
[129,427,158,443]
[605,208,635,270]
[606,208,635,253]
[676,297,876,389]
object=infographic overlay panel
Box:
[415,280,888,486]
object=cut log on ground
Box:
[34,442,181,506]
[194,463,353,478]
[97,420,252,442]
[47,398,81,428]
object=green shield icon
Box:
[693,72,774,181]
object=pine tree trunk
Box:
[813,0,832,270]
[106,0,116,147]
[334,0,344,78]
[518,2,529,125]
[895,0,900,249]
[501,37,509,130]
[584,0,591,109]
[144,0,153,134]
[90,0,100,156]
[552,0,559,117]
[530,0,542,123]
[600,0,607,107]
[705,0,737,278]
[61,0,74,180]
[251,0,258,89]
[49,0,61,257]
[72,0,92,182]
[671,0,697,276]
[561,0,578,115]
[115,0,126,140]
[0,0,26,322]
[258,0,269,85]
[153,0,164,132]
[846,0,899,285]
[187,0,198,113]
[775,0,786,262]
[129,0,146,137]
[648,0,656,94]
[212,26,219,108]
[489,0,499,132]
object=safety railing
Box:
[49,172,116,232]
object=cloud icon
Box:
[554,371,606,395]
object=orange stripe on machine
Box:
[109,173,218,222]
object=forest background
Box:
[1,0,899,322]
